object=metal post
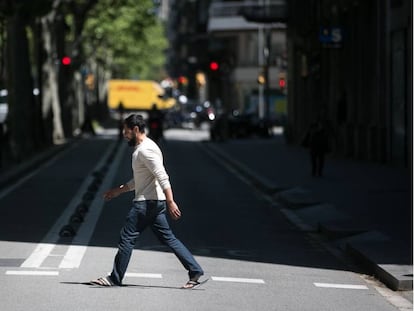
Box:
[264,27,271,119]
[258,27,265,119]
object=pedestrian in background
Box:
[147,103,164,143]
[302,108,334,177]
[90,114,204,289]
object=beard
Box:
[127,135,137,147]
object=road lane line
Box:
[21,140,117,269]
[59,142,126,269]
[314,282,368,290]
[125,273,163,279]
[211,276,265,284]
[6,270,59,276]
[20,243,56,269]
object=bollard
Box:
[59,224,76,237]
[70,211,84,223]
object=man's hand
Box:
[167,200,181,220]
[103,187,121,201]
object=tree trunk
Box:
[40,15,65,144]
[6,10,36,160]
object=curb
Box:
[276,189,412,291]
[347,240,413,291]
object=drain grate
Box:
[0,258,25,267]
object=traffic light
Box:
[61,56,72,66]
[177,76,188,92]
[279,77,286,89]
[196,72,206,86]
[257,73,265,84]
[85,74,95,90]
[177,76,188,85]
[209,61,219,71]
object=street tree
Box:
[0,0,167,167]
[82,0,167,79]
[0,0,53,160]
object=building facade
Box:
[165,0,288,122]
[165,0,412,166]
[286,0,412,166]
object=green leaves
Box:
[83,0,167,79]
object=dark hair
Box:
[124,114,146,133]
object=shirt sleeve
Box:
[140,147,171,190]
[125,178,135,191]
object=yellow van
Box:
[107,80,175,111]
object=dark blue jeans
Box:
[110,200,203,285]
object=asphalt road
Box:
[0,128,410,311]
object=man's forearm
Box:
[119,179,135,193]
[104,182,132,201]
[118,183,131,194]
[164,187,174,203]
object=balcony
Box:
[208,1,287,32]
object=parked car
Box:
[210,110,272,141]
[0,88,40,124]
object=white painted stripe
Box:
[211,276,265,284]
[125,273,163,279]
[21,160,108,267]
[20,243,55,269]
[59,143,126,269]
[6,270,59,276]
[314,282,368,290]
[58,245,87,269]
[21,140,119,269]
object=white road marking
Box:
[314,282,368,290]
[20,243,56,269]
[211,276,265,284]
[59,143,126,269]
[125,273,163,279]
[21,140,119,269]
[6,270,59,276]
[59,245,87,269]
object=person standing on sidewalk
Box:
[91,114,204,288]
[302,108,334,177]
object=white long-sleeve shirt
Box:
[125,137,171,201]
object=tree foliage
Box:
[0,0,167,168]
[82,0,167,80]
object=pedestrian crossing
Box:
[5,268,375,291]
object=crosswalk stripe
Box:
[20,243,56,269]
[6,270,59,276]
[211,276,265,284]
[314,282,368,289]
[125,273,162,278]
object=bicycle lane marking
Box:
[59,142,126,269]
[18,140,121,270]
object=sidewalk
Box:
[205,133,412,292]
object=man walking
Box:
[91,114,204,288]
